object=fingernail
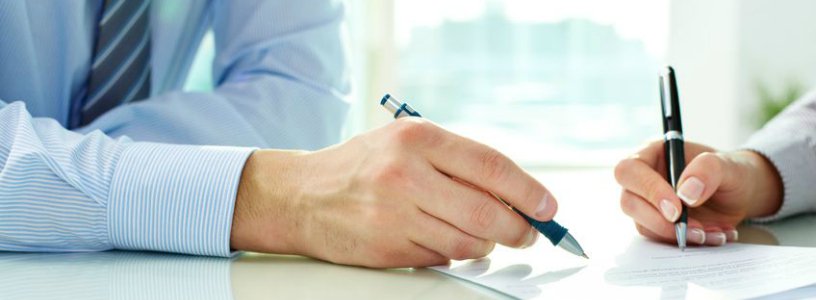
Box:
[726,230,739,241]
[659,199,679,222]
[523,228,539,248]
[678,177,705,205]
[688,228,706,244]
[706,232,727,246]
[534,194,551,219]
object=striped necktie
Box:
[81,0,152,126]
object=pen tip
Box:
[380,94,391,105]
[581,253,589,259]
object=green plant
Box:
[755,80,803,128]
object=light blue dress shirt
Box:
[0,0,351,256]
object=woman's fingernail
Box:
[678,177,705,205]
[535,194,551,219]
[659,199,679,222]
[688,228,706,244]
[523,228,539,248]
[726,230,739,241]
[706,232,727,246]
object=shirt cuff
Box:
[107,142,255,256]
[743,129,816,222]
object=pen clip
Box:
[660,67,673,119]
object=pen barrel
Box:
[663,138,686,189]
[518,211,567,246]
[381,94,422,118]
[664,138,689,224]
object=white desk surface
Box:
[2,169,814,300]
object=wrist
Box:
[231,149,309,254]
[738,150,783,218]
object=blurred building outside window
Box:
[186,0,669,168]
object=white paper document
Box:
[431,238,816,299]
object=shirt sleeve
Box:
[0,101,254,256]
[75,0,350,151]
[743,90,816,222]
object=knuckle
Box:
[368,159,408,186]
[470,199,498,232]
[619,193,637,216]
[642,175,669,205]
[614,158,637,183]
[479,148,510,184]
[696,152,723,174]
[391,118,434,146]
[510,228,529,248]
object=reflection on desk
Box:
[739,213,816,247]
[0,251,232,300]
[0,250,494,300]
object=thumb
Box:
[676,152,737,207]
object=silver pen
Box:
[379,94,588,259]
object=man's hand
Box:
[614,141,783,246]
[230,118,557,268]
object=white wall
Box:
[669,0,816,150]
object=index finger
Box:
[424,131,557,222]
[615,155,683,222]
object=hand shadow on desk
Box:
[449,258,585,298]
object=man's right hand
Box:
[614,140,784,247]
[230,118,558,268]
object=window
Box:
[349,0,669,167]
[187,0,669,167]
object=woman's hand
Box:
[614,141,783,246]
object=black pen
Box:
[659,66,688,250]
[379,94,588,259]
